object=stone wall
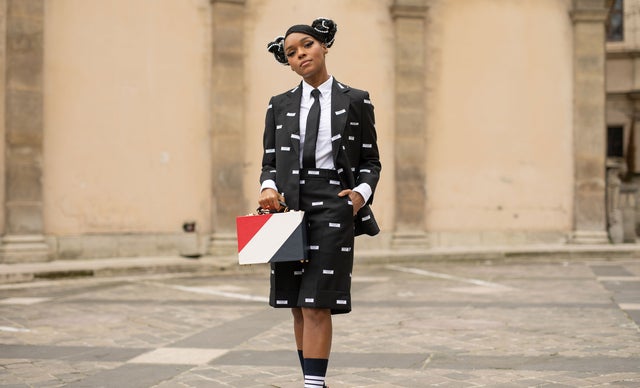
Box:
[0,0,611,261]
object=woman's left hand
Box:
[338,189,365,216]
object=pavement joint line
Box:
[0,297,51,305]
[145,282,269,303]
[0,271,204,290]
[597,276,640,282]
[421,353,433,369]
[352,275,389,282]
[385,265,512,289]
[0,326,30,333]
[619,303,640,311]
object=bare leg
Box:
[301,307,332,358]
[292,307,304,350]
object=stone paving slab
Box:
[64,364,193,388]
[212,350,429,369]
[0,256,239,284]
[0,258,638,386]
[171,309,282,349]
[0,344,150,362]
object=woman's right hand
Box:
[258,188,284,211]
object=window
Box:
[607,0,624,42]
[608,125,624,157]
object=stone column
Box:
[0,0,49,263]
[0,1,5,237]
[391,0,429,248]
[570,0,609,244]
[208,0,246,255]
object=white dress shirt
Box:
[261,76,372,204]
[299,76,334,169]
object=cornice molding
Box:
[210,0,245,5]
[607,49,640,60]
[391,4,428,19]
[625,90,640,101]
[606,91,640,102]
[570,8,608,23]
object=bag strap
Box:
[256,201,289,215]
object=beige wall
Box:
[22,0,586,257]
[43,0,212,235]
[607,57,633,93]
[425,0,574,239]
[244,0,396,233]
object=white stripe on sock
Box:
[304,374,325,387]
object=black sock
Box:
[297,349,304,374]
[303,358,328,387]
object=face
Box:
[284,32,329,83]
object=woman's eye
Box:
[304,41,313,48]
[286,51,295,57]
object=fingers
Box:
[274,194,283,210]
[351,192,365,215]
[259,189,282,210]
[353,192,365,207]
[338,189,365,216]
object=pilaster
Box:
[0,0,49,262]
[569,0,609,244]
[391,0,429,248]
[208,0,246,255]
[0,0,6,236]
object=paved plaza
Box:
[0,257,639,387]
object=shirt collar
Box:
[302,76,333,99]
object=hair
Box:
[267,17,338,66]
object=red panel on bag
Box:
[236,214,272,252]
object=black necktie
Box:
[303,89,321,168]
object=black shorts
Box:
[269,169,355,314]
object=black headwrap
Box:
[267,17,338,66]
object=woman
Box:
[259,18,381,387]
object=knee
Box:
[301,307,331,326]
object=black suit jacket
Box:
[260,79,382,236]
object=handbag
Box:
[236,203,307,265]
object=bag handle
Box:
[256,201,289,215]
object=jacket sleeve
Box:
[356,92,381,204]
[260,97,277,185]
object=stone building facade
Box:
[606,0,640,242]
[0,0,611,262]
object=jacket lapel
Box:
[284,83,303,158]
[331,79,350,163]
